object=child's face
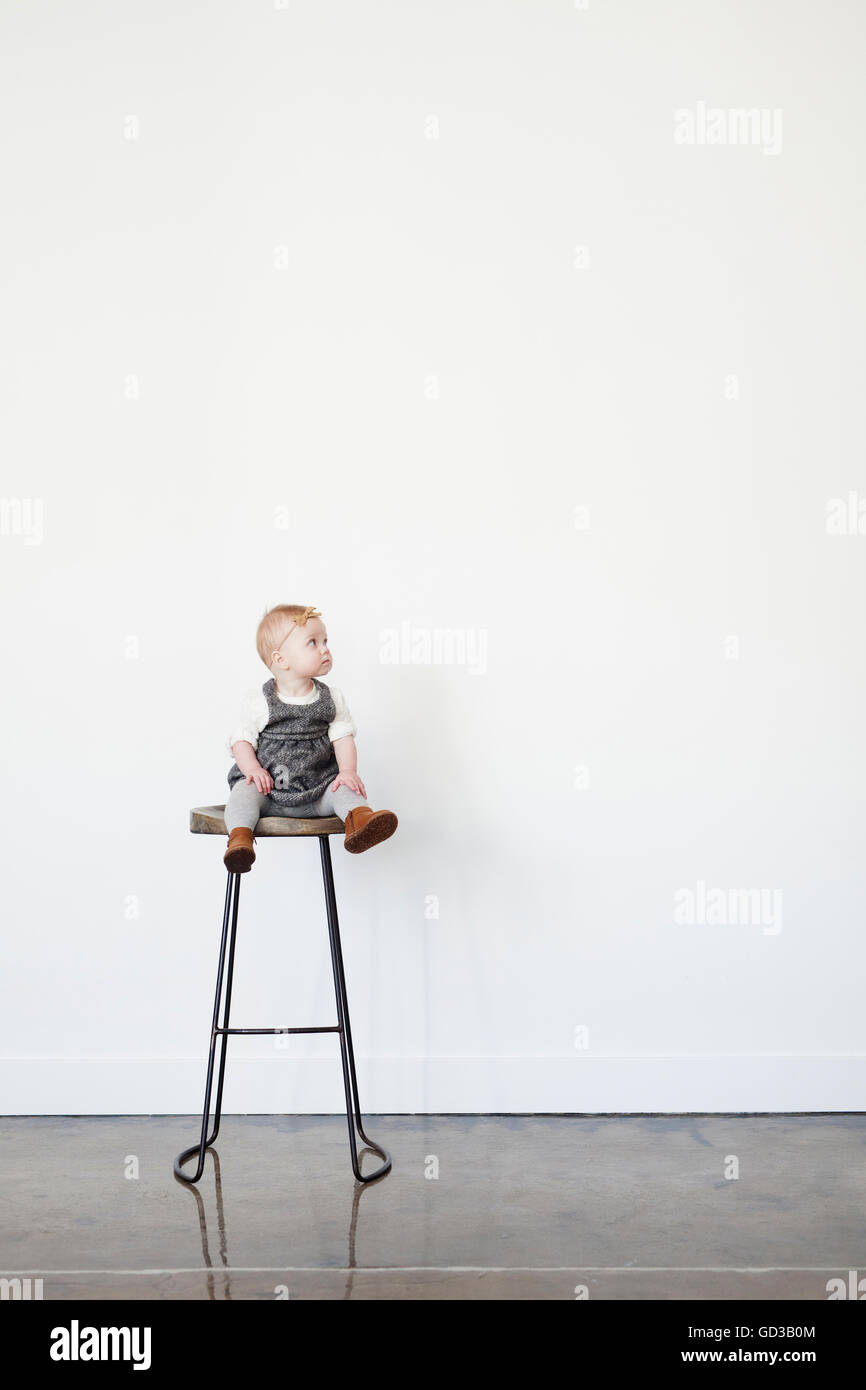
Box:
[275,617,332,678]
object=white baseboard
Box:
[1,1055,863,1114]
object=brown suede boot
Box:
[343,805,398,853]
[224,826,256,873]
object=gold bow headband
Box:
[279,606,322,649]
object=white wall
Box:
[2,0,864,1115]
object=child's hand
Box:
[331,771,366,798]
[246,765,273,794]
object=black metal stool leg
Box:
[174,870,242,1183]
[319,835,392,1183]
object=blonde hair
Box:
[256,604,323,669]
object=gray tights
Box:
[224,777,370,833]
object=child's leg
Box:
[312,783,370,821]
[225,778,269,832]
[310,784,398,852]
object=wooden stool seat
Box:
[190,804,345,837]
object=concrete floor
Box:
[0,1114,863,1300]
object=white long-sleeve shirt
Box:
[227,681,357,757]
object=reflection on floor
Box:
[1,1114,862,1299]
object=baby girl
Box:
[223,604,398,873]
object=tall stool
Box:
[173,805,391,1185]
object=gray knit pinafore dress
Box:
[227,677,340,809]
